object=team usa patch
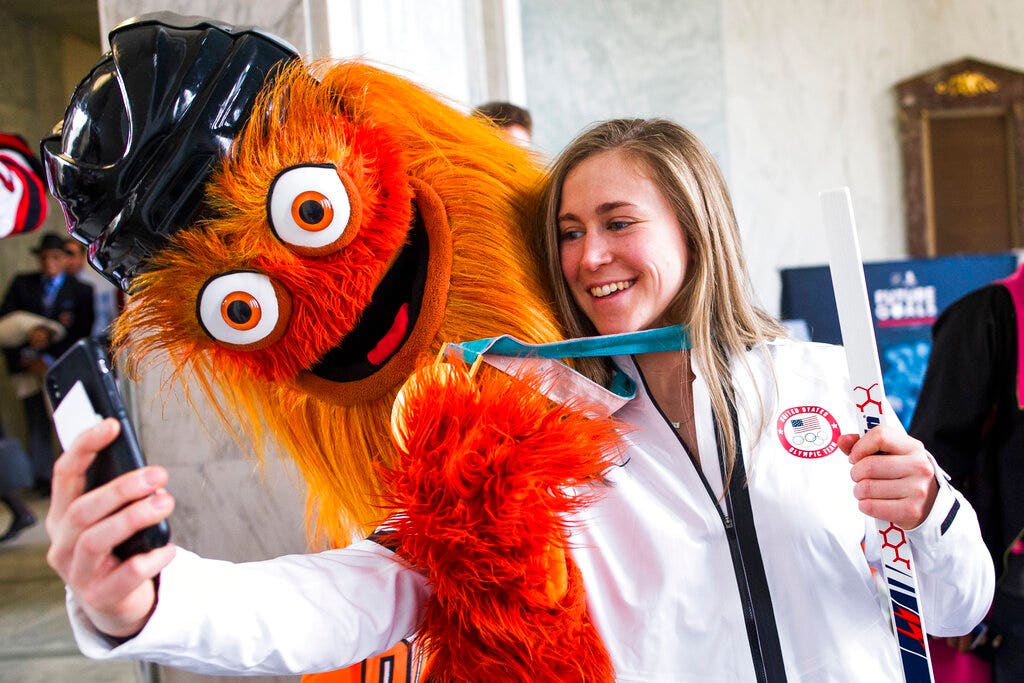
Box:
[776,405,841,459]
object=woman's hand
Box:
[45,418,176,639]
[837,426,939,529]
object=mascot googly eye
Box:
[197,271,291,350]
[267,164,362,254]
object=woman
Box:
[532,118,993,679]
[47,119,993,681]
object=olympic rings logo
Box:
[776,405,841,459]
[791,431,825,446]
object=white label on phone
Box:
[53,381,103,450]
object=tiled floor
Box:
[0,493,139,682]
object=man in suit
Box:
[1,233,94,494]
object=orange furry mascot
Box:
[46,15,617,682]
[120,58,568,546]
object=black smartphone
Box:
[44,337,170,559]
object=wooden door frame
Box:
[897,57,1024,257]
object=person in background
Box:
[0,309,65,540]
[43,119,993,681]
[63,238,121,347]
[911,261,1024,682]
[0,419,36,541]
[471,100,533,147]
[1,233,93,495]
[0,131,50,537]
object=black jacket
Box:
[910,284,1024,642]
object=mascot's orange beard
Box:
[113,60,565,548]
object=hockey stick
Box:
[820,187,934,683]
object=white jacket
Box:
[67,340,994,681]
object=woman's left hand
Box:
[837,426,939,529]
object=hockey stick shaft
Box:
[820,187,934,683]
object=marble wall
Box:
[100,1,515,112]
[519,0,1024,314]
[521,0,727,168]
[97,0,308,53]
[721,0,1024,315]
[323,0,498,110]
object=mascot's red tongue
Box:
[367,303,409,365]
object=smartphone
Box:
[44,337,170,559]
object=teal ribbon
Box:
[446,324,691,399]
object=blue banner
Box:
[780,253,1018,428]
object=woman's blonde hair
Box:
[538,118,785,482]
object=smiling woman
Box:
[540,119,784,478]
[556,148,690,337]
[527,117,996,680]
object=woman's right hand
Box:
[45,418,176,640]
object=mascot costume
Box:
[42,13,620,683]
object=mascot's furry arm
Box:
[383,361,619,682]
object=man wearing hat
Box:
[1,233,93,495]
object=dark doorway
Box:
[897,58,1024,257]
[927,110,1015,255]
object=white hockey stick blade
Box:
[820,187,887,430]
[819,187,934,683]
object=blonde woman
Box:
[539,117,993,679]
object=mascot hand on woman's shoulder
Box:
[44,13,617,682]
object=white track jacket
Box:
[67,340,994,681]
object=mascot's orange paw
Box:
[381,360,620,682]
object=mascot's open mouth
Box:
[310,202,429,382]
[297,178,452,405]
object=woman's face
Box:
[557,149,689,336]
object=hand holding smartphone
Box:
[45,337,170,560]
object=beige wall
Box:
[521,0,1024,315]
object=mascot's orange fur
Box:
[113,60,617,681]
[117,60,563,546]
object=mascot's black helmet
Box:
[41,12,298,290]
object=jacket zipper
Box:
[717,432,773,683]
[632,357,785,682]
